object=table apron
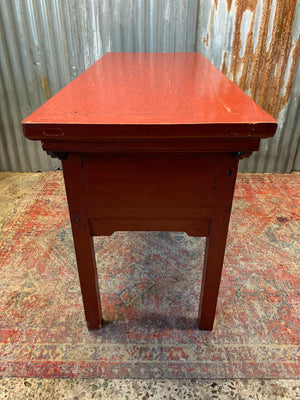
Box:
[61,153,238,237]
[42,138,260,155]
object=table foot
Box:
[87,318,103,330]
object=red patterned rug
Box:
[0,172,299,378]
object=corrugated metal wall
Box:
[0,0,299,172]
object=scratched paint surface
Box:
[0,171,299,378]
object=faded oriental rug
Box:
[0,172,299,378]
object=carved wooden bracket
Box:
[231,151,253,159]
[46,151,68,160]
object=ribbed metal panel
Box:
[0,0,299,172]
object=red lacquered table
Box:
[22,53,277,330]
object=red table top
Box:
[22,53,277,140]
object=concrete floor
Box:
[0,377,299,399]
[0,171,299,399]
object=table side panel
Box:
[83,155,217,236]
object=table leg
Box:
[198,155,238,330]
[62,154,102,330]
[198,226,230,330]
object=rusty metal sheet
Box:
[0,0,299,172]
